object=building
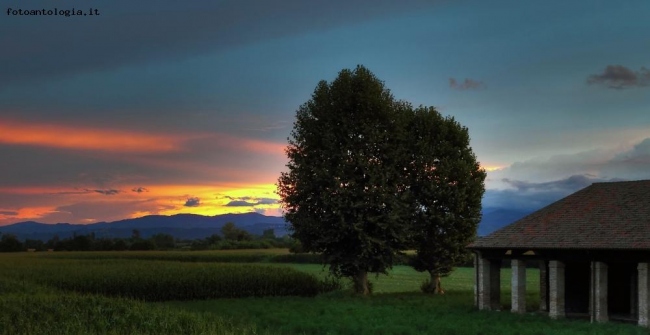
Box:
[468,180,650,327]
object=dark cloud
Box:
[131,187,149,193]
[449,78,486,90]
[0,211,18,216]
[224,197,278,207]
[47,189,94,195]
[48,187,123,196]
[0,0,436,89]
[485,174,625,212]
[256,198,279,205]
[501,174,596,192]
[87,189,120,196]
[226,200,255,207]
[184,197,200,207]
[587,65,650,89]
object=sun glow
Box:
[482,165,505,172]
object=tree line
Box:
[0,222,297,252]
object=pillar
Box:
[511,259,526,313]
[639,263,650,327]
[539,260,548,312]
[591,261,608,323]
[477,256,501,310]
[549,260,565,319]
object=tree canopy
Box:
[278,65,485,295]
[405,106,486,293]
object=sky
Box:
[1,0,649,225]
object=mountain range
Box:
[0,208,533,242]
[0,213,289,241]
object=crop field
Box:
[0,250,646,335]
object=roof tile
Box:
[470,180,650,250]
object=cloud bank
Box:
[484,137,650,211]
[0,0,436,89]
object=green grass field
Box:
[0,250,646,335]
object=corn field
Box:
[0,254,333,301]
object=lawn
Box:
[0,250,647,335]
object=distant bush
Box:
[129,240,156,251]
[0,234,24,252]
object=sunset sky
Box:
[1,0,649,225]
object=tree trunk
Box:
[353,270,370,295]
[429,270,445,294]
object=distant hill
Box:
[0,208,534,242]
[0,213,288,241]
[478,208,533,236]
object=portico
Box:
[469,180,650,327]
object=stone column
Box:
[639,263,650,327]
[477,256,501,310]
[511,259,526,313]
[477,256,491,310]
[539,261,548,312]
[549,260,565,319]
[591,261,608,323]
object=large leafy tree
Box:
[406,106,486,293]
[277,65,411,294]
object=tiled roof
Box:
[470,180,650,250]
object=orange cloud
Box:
[0,186,65,195]
[6,206,60,221]
[0,118,288,157]
[0,119,186,153]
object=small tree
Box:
[131,229,141,240]
[221,222,252,241]
[405,106,486,294]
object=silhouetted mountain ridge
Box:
[478,207,534,236]
[0,213,288,241]
[1,209,535,241]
